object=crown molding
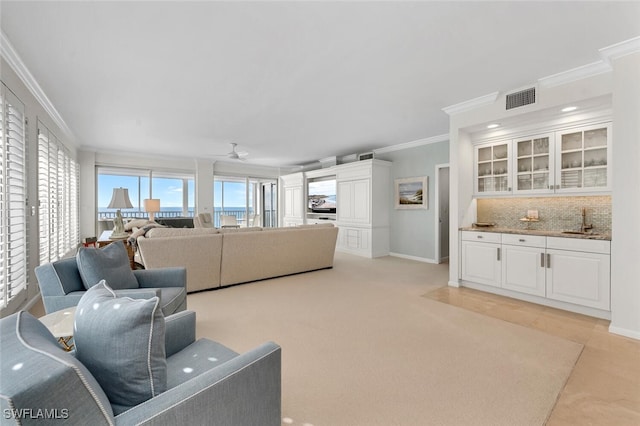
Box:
[600,36,640,62]
[538,60,612,89]
[374,133,449,154]
[442,92,499,116]
[0,31,75,143]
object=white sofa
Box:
[137,224,339,293]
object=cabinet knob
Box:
[519,239,525,242]
[477,235,483,239]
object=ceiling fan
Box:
[214,143,248,161]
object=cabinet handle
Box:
[519,238,525,242]
[507,187,512,191]
[540,252,545,267]
[546,253,551,268]
[497,247,501,261]
[477,235,483,239]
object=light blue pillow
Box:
[76,242,138,290]
[74,281,167,413]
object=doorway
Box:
[434,164,450,263]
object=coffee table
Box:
[39,307,76,351]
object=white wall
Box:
[610,52,640,339]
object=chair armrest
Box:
[114,342,281,426]
[113,289,159,300]
[41,293,85,314]
[133,268,187,289]
[164,311,196,357]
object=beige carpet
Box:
[188,252,583,426]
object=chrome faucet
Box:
[581,207,593,233]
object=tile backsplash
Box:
[476,196,612,233]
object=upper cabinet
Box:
[473,122,611,196]
[474,141,511,195]
[513,133,554,194]
[556,123,611,193]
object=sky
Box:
[98,175,248,210]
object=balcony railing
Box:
[97,208,257,228]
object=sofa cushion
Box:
[0,311,114,424]
[74,281,167,414]
[76,242,138,290]
[166,339,239,388]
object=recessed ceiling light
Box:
[562,106,578,112]
[487,123,500,129]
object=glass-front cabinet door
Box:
[556,123,611,192]
[475,141,511,195]
[513,133,554,194]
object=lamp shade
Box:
[107,188,133,209]
[143,199,160,213]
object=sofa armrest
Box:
[164,311,196,357]
[114,342,281,426]
[133,267,187,289]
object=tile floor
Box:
[424,286,640,425]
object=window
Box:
[213,176,277,228]
[97,168,194,226]
[0,84,27,309]
[38,120,79,264]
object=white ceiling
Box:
[1,1,639,167]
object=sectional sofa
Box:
[136,223,339,292]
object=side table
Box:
[39,307,76,351]
[98,230,135,269]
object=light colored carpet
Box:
[188,252,583,426]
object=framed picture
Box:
[395,176,428,209]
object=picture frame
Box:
[395,176,428,210]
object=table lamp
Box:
[144,198,160,222]
[107,187,133,239]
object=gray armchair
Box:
[0,310,282,425]
[35,256,187,316]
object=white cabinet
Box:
[513,133,555,194]
[460,231,501,287]
[545,237,610,310]
[335,160,391,258]
[501,234,546,297]
[474,141,511,195]
[460,231,611,317]
[337,179,370,224]
[473,122,611,196]
[280,173,304,226]
[556,123,611,192]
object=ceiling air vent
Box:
[505,87,536,110]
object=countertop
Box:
[459,226,611,241]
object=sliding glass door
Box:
[213,176,277,228]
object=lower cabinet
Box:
[501,234,546,297]
[460,231,611,315]
[545,237,611,311]
[460,231,501,287]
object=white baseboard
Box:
[389,252,437,264]
[448,280,460,288]
[608,325,640,341]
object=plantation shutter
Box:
[0,84,27,308]
[38,121,79,264]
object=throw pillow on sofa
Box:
[74,280,167,414]
[76,241,138,290]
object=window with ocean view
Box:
[97,168,194,227]
[213,176,277,228]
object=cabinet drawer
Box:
[501,234,546,248]
[547,236,610,254]
[461,231,501,243]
